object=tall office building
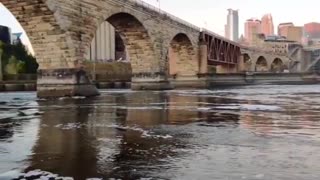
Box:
[224,24,230,40]
[287,26,303,43]
[86,21,116,62]
[244,18,261,45]
[303,22,320,45]
[225,9,239,41]
[278,22,294,37]
[86,21,127,62]
[278,22,302,43]
[0,25,12,44]
[261,14,274,37]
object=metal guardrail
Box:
[130,0,201,31]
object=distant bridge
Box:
[240,42,304,73]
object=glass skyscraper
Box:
[225,9,239,42]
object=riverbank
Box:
[206,72,320,87]
[0,81,131,92]
[1,72,320,92]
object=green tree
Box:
[17,61,26,73]
[5,56,19,74]
[11,40,38,73]
[0,40,38,74]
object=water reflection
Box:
[0,93,40,173]
[0,86,320,179]
[27,98,99,179]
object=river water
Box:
[0,85,320,180]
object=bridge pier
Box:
[131,73,173,90]
[37,69,100,98]
[169,75,207,89]
[199,42,208,74]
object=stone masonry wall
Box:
[169,33,198,76]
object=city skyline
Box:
[1,0,320,45]
[261,14,274,37]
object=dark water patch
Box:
[0,102,7,105]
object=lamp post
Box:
[155,0,160,11]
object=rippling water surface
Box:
[1,85,320,180]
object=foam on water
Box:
[196,104,282,112]
[1,86,320,179]
[53,122,173,139]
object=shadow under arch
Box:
[270,58,284,73]
[255,56,268,72]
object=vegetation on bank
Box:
[0,41,38,75]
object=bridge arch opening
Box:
[168,33,197,77]
[106,13,157,75]
[86,12,159,83]
[255,56,268,72]
[270,58,284,73]
[0,3,39,76]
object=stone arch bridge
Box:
[0,0,250,97]
[1,0,242,97]
[241,48,291,73]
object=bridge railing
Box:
[201,28,243,47]
[130,0,201,31]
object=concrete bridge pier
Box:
[199,42,208,74]
[37,68,99,98]
[169,42,208,89]
[131,73,173,90]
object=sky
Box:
[0,0,319,51]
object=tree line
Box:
[0,40,38,75]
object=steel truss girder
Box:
[203,33,241,66]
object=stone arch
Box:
[100,12,158,75]
[0,1,77,70]
[270,58,284,73]
[1,1,101,97]
[168,33,198,76]
[255,56,268,72]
